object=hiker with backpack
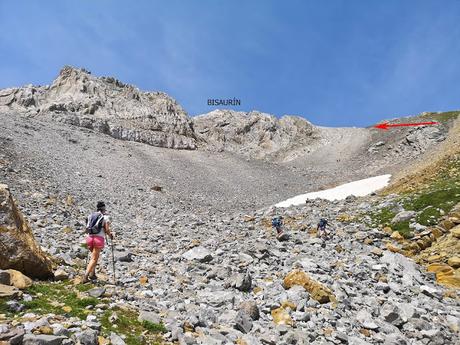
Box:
[272,216,289,241]
[83,201,114,283]
[317,218,331,239]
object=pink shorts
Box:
[86,235,105,250]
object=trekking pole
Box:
[111,238,116,285]
[85,250,89,268]
[83,242,90,273]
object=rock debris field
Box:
[0,67,458,344]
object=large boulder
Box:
[182,246,213,263]
[283,270,336,304]
[7,269,33,289]
[391,211,416,224]
[23,334,66,345]
[0,184,53,278]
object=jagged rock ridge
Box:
[0,66,455,167]
[0,66,197,149]
[193,109,321,160]
[0,66,325,158]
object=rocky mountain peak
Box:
[0,66,197,149]
[193,109,319,160]
[0,66,324,156]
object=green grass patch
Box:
[391,220,412,238]
[23,282,101,319]
[367,207,396,226]
[418,110,460,123]
[1,282,166,344]
[142,320,167,333]
[6,282,166,344]
[403,186,460,214]
[361,156,460,237]
[100,308,165,345]
[74,284,94,293]
[416,206,442,226]
[363,207,413,238]
[0,298,15,318]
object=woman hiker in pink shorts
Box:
[83,201,114,283]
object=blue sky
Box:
[1,1,460,127]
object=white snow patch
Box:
[275,174,391,208]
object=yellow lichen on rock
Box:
[391,231,404,242]
[7,269,32,289]
[383,226,393,235]
[281,300,296,310]
[337,214,352,223]
[385,242,401,253]
[427,263,454,275]
[431,227,444,239]
[448,257,460,268]
[98,336,110,345]
[426,263,460,288]
[283,270,335,304]
[271,307,293,326]
[426,255,442,263]
[451,225,460,239]
[437,275,460,289]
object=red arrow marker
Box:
[374,121,438,130]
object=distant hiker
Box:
[83,201,114,283]
[272,216,289,241]
[272,216,283,235]
[317,218,329,239]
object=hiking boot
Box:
[82,274,90,284]
[89,273,98,281]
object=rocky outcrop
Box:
[193,110,320,160]
[392,202,460,289]
[0,66,197,149]
[0,184,53,278]
[283,270,335,304]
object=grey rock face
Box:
[356,309,379,330]
[182,246,213,262]
[87,287,105,298]
[380,303,406,327]
[138,310,161,324]
[234,311,253,334]
[0,327,25,345]
[22,334,67,345]
[193,109,319,161]
[239,301,260,320]
[0,66,197,150]
[74,329,98,345]
[0,270,11,285]
[391,210,416,223]
[234,272,252,292]
[109,332,126,345]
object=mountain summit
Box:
[0,66,323,158]
[0,66,455,169]
[0,66,197,149]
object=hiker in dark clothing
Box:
[272,216,284,236]
[317,218,329,239]
[83,201,114,283]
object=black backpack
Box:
[272,216,283,228]
[86,212,104,235]
[318,218,328,228]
